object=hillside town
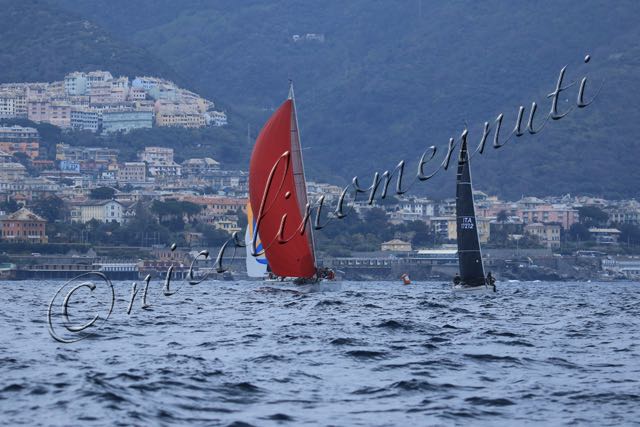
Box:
[1,120,639,282]
[0,70,227,133]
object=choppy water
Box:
[1,280,639,426]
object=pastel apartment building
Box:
[2,70,225,133]
[102,108,153,133]
[0,125,40,159]
[0,207,48,244]
[116,162,147,184]
[524,222,562,248]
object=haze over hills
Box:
[7,0,640,199]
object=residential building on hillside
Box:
[207,111,228,126]
[70,108,101,132]
[0,162,27,182]
[140,146,173,163]
[176,195,247,216]
[86,71,113,86]
[47,101,71,128]
[0,150,12,163]
[517,201,578,230]
[64,72,88,95]
[156,112,206,128]
[0,125,40,159]
[132,76,163,90]
[102,108,153,133]
[139,147,181,176]
[0,94,17,118]
[0,207,48,243]
[397,197,436,219]
[181,158,220,176]
[56,144,118,166]
[524,223,561,248]
[117,162,147,184]
[70,199,125,224]
[607,201,640,225]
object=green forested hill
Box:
[0,0,182,83]
[11,1,640,199]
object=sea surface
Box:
[0,279,639,426]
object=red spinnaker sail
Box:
[249,98,316,278]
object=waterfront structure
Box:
[0,207,48,243]
[602,257,640,279]
[381,239,412,252]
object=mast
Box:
[456,138,486,286]
[288,83,317,266]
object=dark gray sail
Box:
[456,138,486,287]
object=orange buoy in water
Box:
[401,273,411,285]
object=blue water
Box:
[0,280,639,426]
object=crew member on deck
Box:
[486,272,496,291]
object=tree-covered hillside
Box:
[0,0,182,83]
[13,1,640,198]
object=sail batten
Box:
[456,138,486,287]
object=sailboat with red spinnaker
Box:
[248,85,338,291]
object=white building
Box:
[70,199,124,224]
[64,72,88,95]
